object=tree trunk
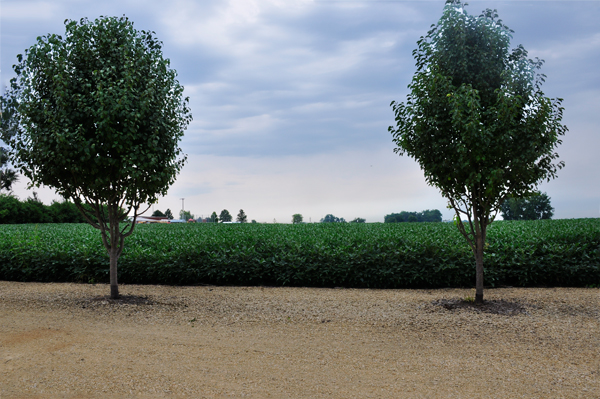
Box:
[109,245,119,299]
[108,204,121,299]
[475,234,484,304]
[472,204,485,304]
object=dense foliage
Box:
[292,214,303,224]
[219,210,232,223]
[0,194,89,224]
[3,16,191,298]
[0,148,18,192]
[1,95,20,193]
[237,210,248,223]
[501,192,554,220]
[350,218,366,223]
[389,0,567,302]
[1,220,598,288]
[385,210,442,223]
[321,214,346,223]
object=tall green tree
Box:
[501,192,554,220]
[2,16,191,298]
[210,211,218,223]
[219,209,232,222]
[389,1,566,303]
[236,209,247,223]
[164,209,175,220]
[292,213,303,224]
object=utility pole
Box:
[180,198,185,219]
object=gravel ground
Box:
[1,281,599,398]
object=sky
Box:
[1,0,599,223]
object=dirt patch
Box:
[1,282,599,398]
[2,327,64,347]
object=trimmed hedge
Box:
[1,219,598,288]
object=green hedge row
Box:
[1,219,598,288]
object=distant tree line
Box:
[384,209,442,223]
[151,208,249,223]
[1,193,88,224]
[349,217,366,223]
[319,214,365,223]
[152,209,174,219]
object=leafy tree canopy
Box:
[0,147,18,193]
[320,214,346,223]
[152,210,166,217]
[349,218,366,223]
[210,211,218,223]
[501,192,553,220]
[389,0,566,302]
[164,209,174,220]
[292,214,303,224]
[1,94,20,193]
[219,209,232,222]
[236,209,247,223]
[1,16,191,298]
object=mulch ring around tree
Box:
[432,298,529,316]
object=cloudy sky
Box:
[2,0,599,222]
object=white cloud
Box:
[158,0,310,52]
[197,113,280,141]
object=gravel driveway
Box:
[1,281,598,398]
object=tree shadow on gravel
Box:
[432,298,528,316]
[86,295,155,306]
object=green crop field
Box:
[1,219,598,288]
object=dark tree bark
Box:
[109,246,120,299]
